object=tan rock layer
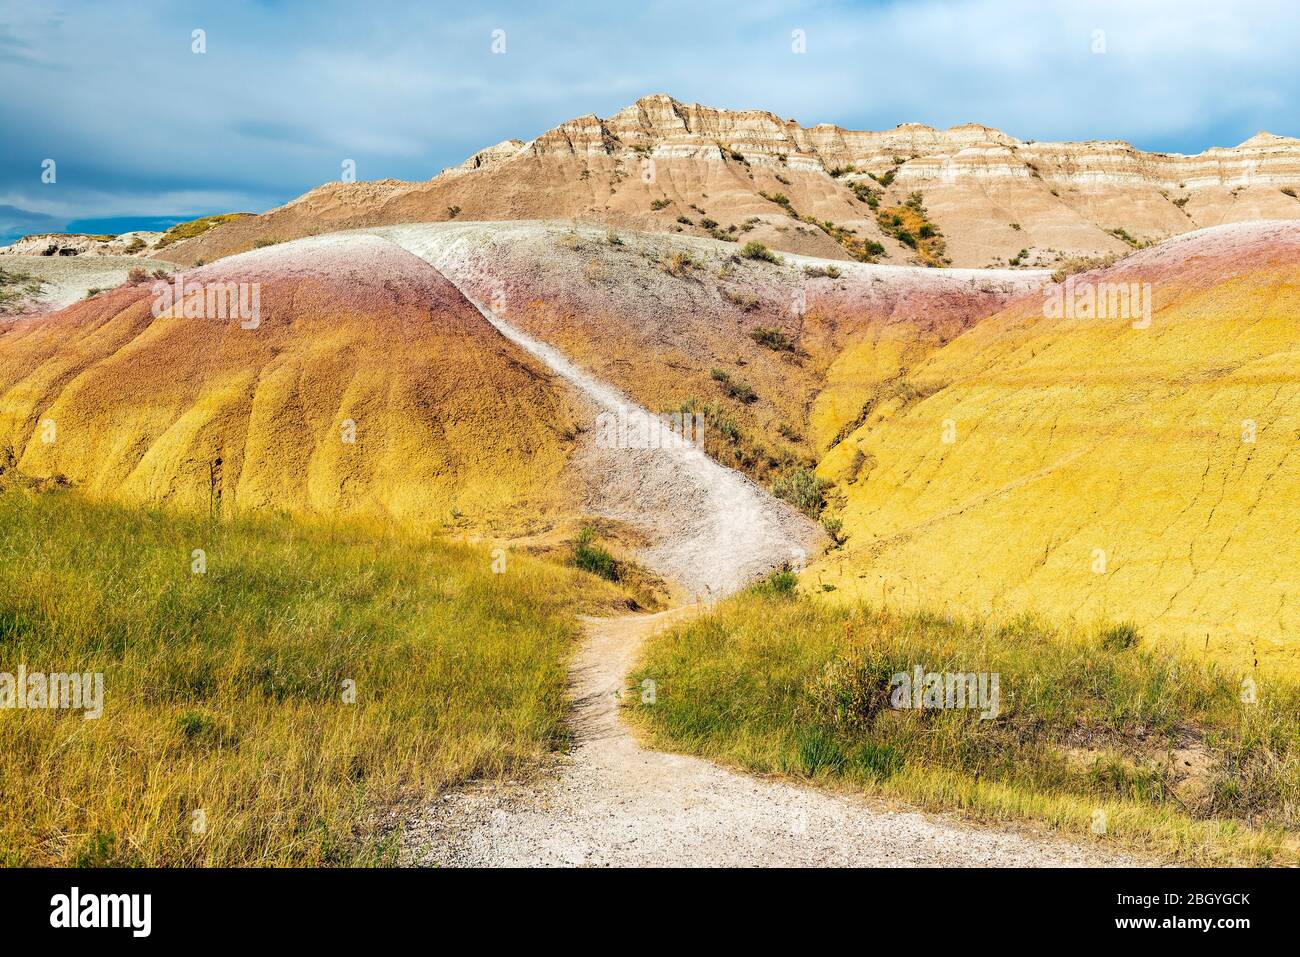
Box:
[153,95,1300,270]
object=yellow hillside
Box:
[813,223,1300,676]
[0,237,580,528]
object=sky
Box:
[2,0,1298,243]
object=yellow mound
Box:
[813,223,1300,676]
[0,236,580,527]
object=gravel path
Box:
[401,607,1134,866]
[380,225,824,598]
[366,223,1141,866]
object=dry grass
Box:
[0,487,623,865]
[1051,251,1123,282]
[660,250,699,277]
[630,590,1300,865]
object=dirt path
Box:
[376,224,824,597]
[401,607,1133,866]
[378,223,1132,866]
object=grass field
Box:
[629,584,1300,865]
[0,486,622,866]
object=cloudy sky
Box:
[2,0,1297,242]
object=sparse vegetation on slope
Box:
[1050,252,1122,282]
[710,367,758,403]
[877,192,950,266]
[748,326,796,352]
[1107,226,1150,250]
[771,467,830,517]
[660,249,699,276]
[0,266,45,314]
[155,213,253,249]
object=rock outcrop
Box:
[145,93,1300,269]
[0,231,163,257]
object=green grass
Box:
[572,525,619,582]
[0,487,622,865]
[629,593,1300,865]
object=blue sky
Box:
[2,0,1297,243]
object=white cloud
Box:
[1,0,1296,224]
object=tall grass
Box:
[0,488,621,865]
[630,592,1300,864]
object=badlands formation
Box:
[0,235,582,526]
[813,220,1300,676]
[2,95,1297,677]
[134,93,1300,269]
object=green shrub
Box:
[749,326,795,351]
[710,368,758,403]
[572,526,619,581]
[772,468,830,517]
[753,568,799,597]
[1101,622,1141,651]
[741,241,779,263]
